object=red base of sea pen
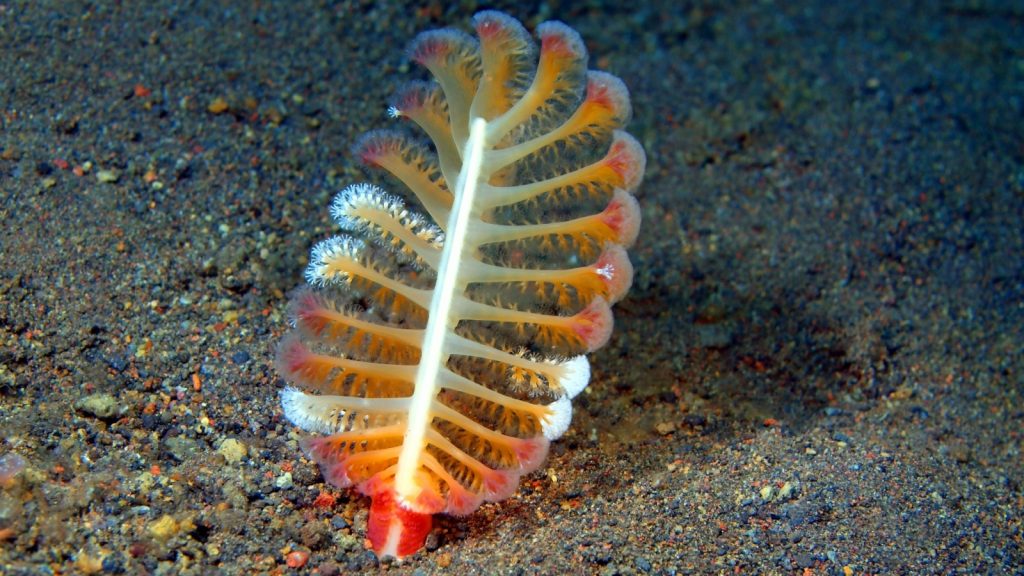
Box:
[367,488,433,560]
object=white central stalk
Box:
[395,117,487,505]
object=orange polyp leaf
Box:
[584,72,632,122]
[290,289,331,336]
[438,388,545,441]
[483,71,632,175]
[407,29,479,146]
[604,130,647,192]
[538,21,585,61]
[482,130,645,214]
[592,244,635,304]
[550,70,632,143]
[290,288,421,364]
[506,244,635,309]
[486,21,587,144]
[275,335,334,385]
[353,131,452,225]
[481,467,518,502]
[390,82,462,181]
[536,188,640,251]
[471,187,640,263]
[407,478,447,514]
[276,335,411,396]
[548,187,634,248]
[471,11,534,120]
[568,297,614,352]
[600,188,643,247]
[512,436,550,473]
[432,417,524,471]
[409,30,458,64]
[529,22,587,112]
[302,435,402,489]
[418,449,490,514]
[443,480,485,515]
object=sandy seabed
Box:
[1,1,1021,574]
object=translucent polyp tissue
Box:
[276,10,645,560]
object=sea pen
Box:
[277,10,645,559]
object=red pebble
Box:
[285,550,309,568]
[312,491,336,508]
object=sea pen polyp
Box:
[277,10,645,559]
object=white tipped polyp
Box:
[330,183,389,229]
[280,387,336,435]
[303,237,337,286]
[542,395,573,440]
[305,236,362,286]
[557,356,590,399]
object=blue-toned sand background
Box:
[1,1,1021,574]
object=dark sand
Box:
[1,1,1021,574]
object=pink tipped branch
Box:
[454,243,634,306]
[407,29,480,147]
[467,187,642,249]
[470,11,535,122]
[388,82,462,181]
[485,21,588,144]
[354,131,453,225]
[454,296,615,353]
[277,335,417,397]
[482,71,633,174]
[290,289,423,363]
[479,130,646,209]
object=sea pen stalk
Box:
[397,117,487,507]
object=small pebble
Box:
[0,453,27,486]
[330,515,349,530]
[285,550,309,568]
[319,562,341,576]
[96,169,119,183]
[74,393,124,420]
[208,97,229,114]
[275,472,293,490]
[217,438,247,464]
[777,481,797,501]
[148,515,179,540]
